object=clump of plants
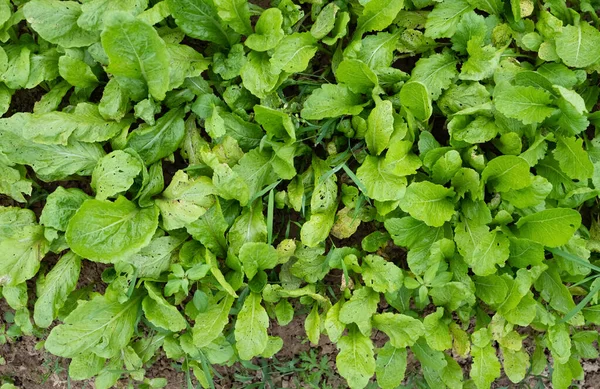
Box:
[1,0,600,388]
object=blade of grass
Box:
[547,248,600,273]
[559,279,600,324]
[267,188,275,245]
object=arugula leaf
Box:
[336,326,375,389]
[555,22,600,68]
[301,84,364,120]
[167,0,236,47]
[33,251,81,328]
[66,196,159,263]
[516,208,581,248]
[234,292,269,359]
[399,181,455,227]
[45,292,142,358]
[101,12,170,101]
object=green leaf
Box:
[254,105,296,143]
[339,287,379,336]
[66,196,159,263]
[400,81,432,121]
[423,308,452,351]
[118,235,185,279]
[375,343,407,389]
[336,326,375,389]
[335,59,378,94]
[193,294,234,348]
[494,85,555,125]
[372,312,425,348]
[366,98,394,156]
[301,84,364,120]
[502,346,530,383]
[305,304,321,345]
[33,251,81,328]
[0,225,48,286]
[555,22,600,68]
[357,0,404,34]
[355,156,408,202]
[155,170,215,230]
[234,292,268,360]
[101,12,170,101]
[13,104,126,146]
[239,242,278,279]
[214,0,251,35]
[245,8,284,52]
[187,201,229,258]
[40,187,91,231]
[92,150,143,200]
[240,51,280,98]
[464,228,510,276]
[166,0,235,47]
[270,32,317,73]
[23,0,98,48]
[228,202,267,254]
[425,0,473,39]
[481,155,531,192]
[142,282,187,332]
[470,333,501,389]
[553,136,593,181]
[361,254,403,293]
[411,51,458,100]
[126,108,186,165]
[58,55,98,88]
[516,208,581,248]
[399,181,455,227]
[45,292,142,358]
[548,323,571,364]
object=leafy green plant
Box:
[1,0,600,388]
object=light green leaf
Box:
[239,242,278,279]
[119,235,185,279]
[361,255,403,293]
[142,282,187,332]
[126,108,186,165]
[410,50,458,100]
[92,151,143,201]
[481,155,531,192]
[336,326,375,389]
[335,59,378,94]
[376,343,407,389]
[166,0,234,46]
[23,0,98,47]
[155,170,215,230]
[33,251,81,328]
[516,208,581,248]
[245,8,284,52]
[0,225,48,286]
[465,229,510,276]
[470,329,501,389]
[494,85,555,125]
[399,181,455,227]
[423,308,452,351]
[234,292,268,360]
[355,156,407,202]
[101,12,170,101]
[45,293,142,358]
[373,312,425,348]
[553,136,593,181]
[425,0,473,39]
[357,0,404,34]
[555,22,600,68]
[548,323,571,364]
[254,105,296,143]
[271,32,317,73]
[339,287,379,336]
[214,0,251,35]
[228,203,267,254]
[186,201,228,257]
[66,196,159,263]
[366,98,394,156]
[305,304,321,345]
[58,55,98,88]
[241,51,280,99]
[193,294,234,348]
[301,84,364,120]
[400,81,432,121]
